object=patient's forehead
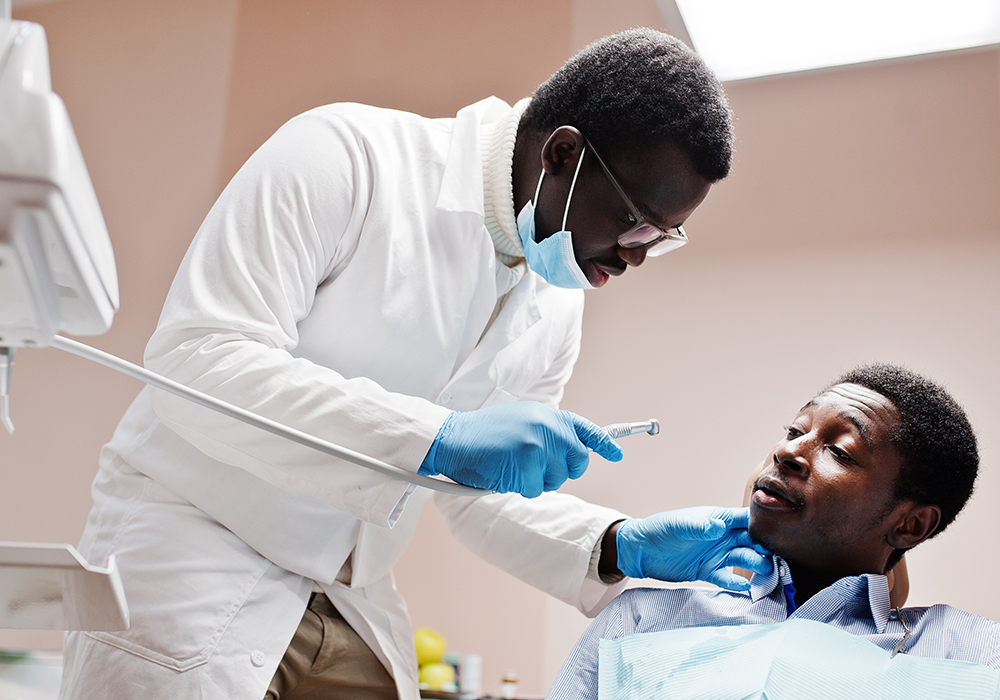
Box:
[804,383,900,440]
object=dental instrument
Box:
[603,419,660,439]
[50,335,655,496]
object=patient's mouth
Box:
[752,478,804,511]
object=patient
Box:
[548,363,1000,699]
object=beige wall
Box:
[3,0,999,694]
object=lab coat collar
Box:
[435,96,517,215]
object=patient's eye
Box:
[784,425,802,439]
[828,445,855,464]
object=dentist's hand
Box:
[613,507,772,591]
[418,402,623,497]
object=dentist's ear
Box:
[886,503,941,550]
[540,126,585,176]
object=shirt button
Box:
[250,650,266,667]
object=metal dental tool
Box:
[602,419,660,440]
[0,347,13,434]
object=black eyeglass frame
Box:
[586,139,689,257]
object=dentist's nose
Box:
[617,244,648,268]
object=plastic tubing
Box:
[49,335,491,497]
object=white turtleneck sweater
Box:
[481,96,531,296]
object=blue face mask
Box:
[516,147,594,290]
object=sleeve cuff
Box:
[587,521,626,585]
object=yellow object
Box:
[419,662,456,690]
[413,627,447,666]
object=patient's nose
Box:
[773,440,809,475]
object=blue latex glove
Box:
[616,506,773,591]
[418,402,623,497]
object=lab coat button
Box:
[440,391,452,405]
[250,650,266,667]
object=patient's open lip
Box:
[753,476,804,510]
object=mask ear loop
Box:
[533,166,545,206]
[561,145,587,230]
[533,142,588,218]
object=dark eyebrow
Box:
[841,411,875,450]
[799,400,875,450]
[637,202,680,231]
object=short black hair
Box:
[519,28,733,182]
[830,364,979,551]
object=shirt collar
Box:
[749,556,894,632]
[826,572,894,633]
[749,555,793,603]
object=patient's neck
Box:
[783,562,853,608]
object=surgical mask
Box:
[515,147,593,290]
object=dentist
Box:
[60,28,770,700]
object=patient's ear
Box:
[887,504,941,549]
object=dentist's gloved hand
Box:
[615,506,772,592]
[418,402,623,497]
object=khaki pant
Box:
[264,592,397,700]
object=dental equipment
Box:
[0,13,128,633]
[49,335,492,496]
[51,335,657,497]
[0,542,128,631]
[0,17,119,433]
[603,419,660,440]
[0,346,12,434]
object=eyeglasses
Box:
[586,140,689,257]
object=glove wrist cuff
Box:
[418,411,457,476]
[615,519,644,579]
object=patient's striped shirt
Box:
[547,556,1000,700]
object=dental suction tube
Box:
[50,335,490,497]
[50,335,658,497]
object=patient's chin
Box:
[748,521,782,558]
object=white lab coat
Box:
[59,98,627,700]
